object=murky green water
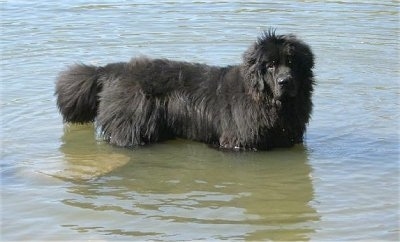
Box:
[1,1,399,241]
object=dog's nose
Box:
[278,76,292,86]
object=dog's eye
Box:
[267,61,276,69]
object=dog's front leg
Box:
[218,132,242,150]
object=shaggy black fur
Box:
[55,30,315,150]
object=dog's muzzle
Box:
[277,75,293,87]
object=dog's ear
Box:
[242,43,265,101]
[284,35,314,71]
[295,42,314,71]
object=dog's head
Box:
[242,30,314,102]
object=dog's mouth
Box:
[274,85,297,101]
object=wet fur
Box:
[55,31,315,150]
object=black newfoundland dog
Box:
[56,30,314,150]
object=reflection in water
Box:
[57,124,130,180]
[58,125,319,241]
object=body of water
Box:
[1,1,399,241]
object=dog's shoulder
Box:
[216,65,246,95]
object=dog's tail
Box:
[55,64,103,123]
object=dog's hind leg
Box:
[97,89,168,147]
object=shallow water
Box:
[1,1,399,241]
